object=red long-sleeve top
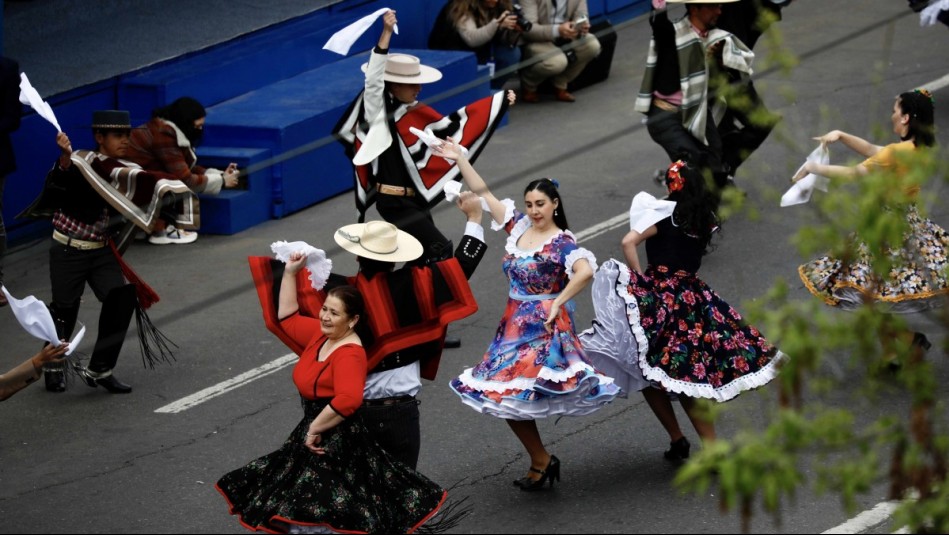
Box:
[280,313,367,418]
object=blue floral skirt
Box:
[216,398,447,534]
[799,206,949,313]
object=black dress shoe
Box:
[443,337,461,349]
[95,375,132,394]
[664,436,691,462]
[44,367,67,393]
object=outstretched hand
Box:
[434,136,465,161]
[813,130,842,146]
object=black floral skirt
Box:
[216,398,447,534]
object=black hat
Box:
[91,110,136,129]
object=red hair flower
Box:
[667,160,686,193]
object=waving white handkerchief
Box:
[1,285,84,356]
[410,127,469,160]
[323,8,398,56]
[781,144,830,207]
[19,72,61,132]
[921,0,949,26]
[443,180,490,211]
[270,241,333,290]
[629,192,676,233]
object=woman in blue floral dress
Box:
[435,138,620,491]
[581,160,786,461]
[793,89,946,359]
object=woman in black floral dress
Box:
[217,251,450,534]
[581,160,786,461]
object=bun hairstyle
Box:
[524,178,569,230]
[153,97,207,146]
[665,159,720,254]
[898,89,935,148]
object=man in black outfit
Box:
[0,56,22,308]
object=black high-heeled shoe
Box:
[514,455,561,491]
[912,332,933,352]
[664,437,691,461]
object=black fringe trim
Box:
[135,306,178,368]
[415,496,472,534]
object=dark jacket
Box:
[0,56,22,177]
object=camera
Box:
[512,3,533,32]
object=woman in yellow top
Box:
[794,89,945,359]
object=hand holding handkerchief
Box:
[629,191,676,233]
[19,72,61,132]
[271,241,333,290]
[443,180,490,211]
[781,144,830,207]
[1,285,82,356]
[411,127,470,160]
[323,8,398,56]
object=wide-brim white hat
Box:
[667,0,740,3]
[334,221,424,262]
[361,53,443,84]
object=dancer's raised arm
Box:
[434,137,508,226]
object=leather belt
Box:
[376,183,416,197]
[652,98,679,112]
[53,230,106,250]
[362,395,416,407]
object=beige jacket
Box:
[519,0,589,43]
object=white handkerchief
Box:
[410,127,469,160]
[19,73,61,132]
[781,145,830,207]
[443,180,490,211]
[1,285,83,356]
[921,0,949,26]
[629,192,676,233]
[271,241,333,290]
[323,7,398,56]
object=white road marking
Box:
[154,353,298,414]
[821,501,900,534]
[919,73,949,93]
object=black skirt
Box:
[216,398,447,533]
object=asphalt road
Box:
[1,1,948,533]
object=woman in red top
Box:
[216,252,452,533]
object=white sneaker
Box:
[149,225,198,245]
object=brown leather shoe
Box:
[522,89,540,103]
[554,89,576,102]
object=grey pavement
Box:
[1,1,949,533]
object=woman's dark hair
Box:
[152,97,206,146]
[326,285,365,321]
[897,90,936,148]
[449,0,513,26]
[665,160,720,253]
[524,178,569,230]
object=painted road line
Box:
[155,353,298,414]
[575,213,628,243]
[919,73,949,93]
[821,501,900,534]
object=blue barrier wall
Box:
[4,0,648,244]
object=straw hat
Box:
[361,53,443,84]
[334,221,424,262]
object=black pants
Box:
[717,80,779,173]
[358,397,422,470]
[49,242,135,373]
[645,103,729,187]
[375,194,451,264]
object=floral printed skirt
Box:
[216,398,447,534]
[582,259,785,402]
[450,298,620,420]
[799,206,949,313]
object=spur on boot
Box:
[513,455,561,491]
[44,365,66,393]
[664,436,691,461]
